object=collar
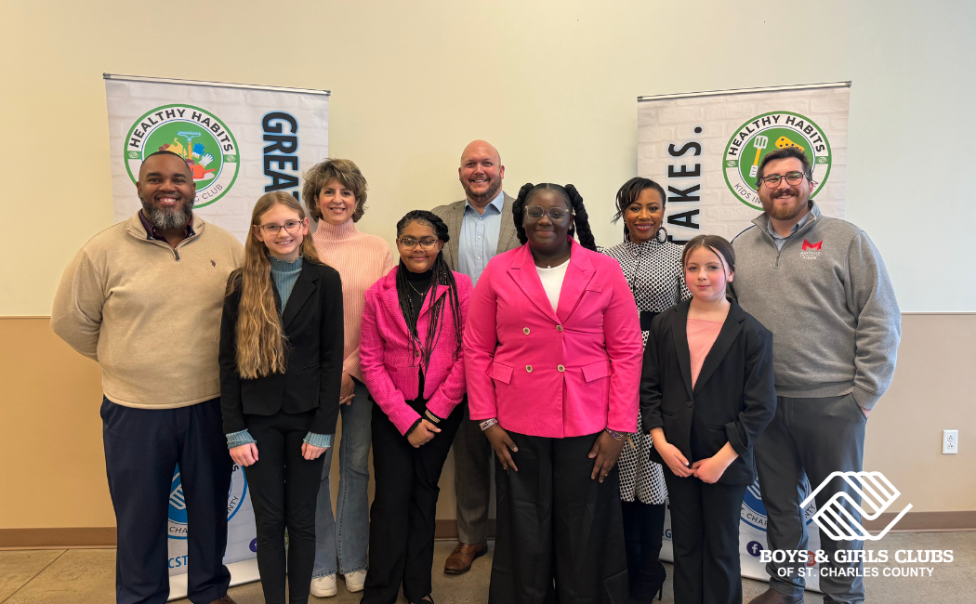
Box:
[312,218,358,242]
[138,210,196,241]
[621,231,667,251]
[464,190,505,215]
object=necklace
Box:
[406,279,431,296]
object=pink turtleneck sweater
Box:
[311,219,395,382]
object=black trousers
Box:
[362,398,464,604]
[662,472,747,604]
[100,397,232,604]
[489,431,629,604]
[621,500,666,597]
[244,410,326,604]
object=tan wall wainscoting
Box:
[1,315,974,550]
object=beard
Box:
[140,195,194,230]
[761,188,808,221]
[464,177,502,205]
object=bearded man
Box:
[732,147,901,604]
[52,150,244,604]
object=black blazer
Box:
[219,261,344,436]
[640,299,776,485]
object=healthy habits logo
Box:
[124,104,239,208]
[802,471,912,541]
[723,111,832,210]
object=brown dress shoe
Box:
[443,541,488,575]
[748,587,804,604]
[207,596,237,604]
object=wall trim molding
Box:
[1,512,972,550]
[0,527,116,550]
[861,510,976,533]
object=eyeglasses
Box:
[759,171,806,189]
[398,236,440,250]
[524,206,572,222]
[257,220,303,235]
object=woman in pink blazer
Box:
[359,211,472,604]
[464,183,643,604]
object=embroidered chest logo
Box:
[801,239,822,259]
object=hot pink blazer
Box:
[360,266,472,435]
[464,239,642,438]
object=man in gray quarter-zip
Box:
[52,151,243,604]
[733,147,901,604]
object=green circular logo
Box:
[124,104,239,208]
[723,111,831,210]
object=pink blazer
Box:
[464,239,643,438]
[360,266,472,435]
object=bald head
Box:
[459,140,505,210]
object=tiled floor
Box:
[1,532,973,603]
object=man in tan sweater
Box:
[52,151,243,604]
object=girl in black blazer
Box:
[219,192,344,604]
[640,235,775,604]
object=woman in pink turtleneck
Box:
[302,159,395,598]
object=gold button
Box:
[556,325,563,332]
[523,327,530,335]
[557,364,565,372]
[526,365,533,373]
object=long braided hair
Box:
[512,183,597,251]
[394,210,464,370]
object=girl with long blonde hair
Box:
[219,191,345,604]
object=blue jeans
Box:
[313,378,372,577]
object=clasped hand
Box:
[229,441,328,467]
[407,419,441,448]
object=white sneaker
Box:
[343,569,367,593]
[310,574,337,597]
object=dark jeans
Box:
[489,431,629,604]
[243,410,326,604]
[362,398,464,604]
[101,397,232,604]
[663,472,747,604]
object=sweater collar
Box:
[312,218,358,243]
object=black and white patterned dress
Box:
[603,236,690,504]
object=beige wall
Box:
[2,314,973,532]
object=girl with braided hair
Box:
[359,210,472,604]
[465,183,643,603]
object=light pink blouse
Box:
[688,318,723,388]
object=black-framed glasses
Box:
[524,205,572,222]
[398,236,440,250]
[257,220,303,234]
[760,171,806,189]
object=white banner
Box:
[105,75,330,597]
[105,74,330,243]
[639,83,852,593]
[638,82,849,245]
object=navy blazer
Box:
[640,299,776,485]
[219,261,344,436]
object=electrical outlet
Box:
[943,430,959,455]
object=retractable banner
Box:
[104,74,329,243]
[639,82,852,592]
[103,74,329,599]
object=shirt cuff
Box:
[303,432,334,448]
[226,430,256,449]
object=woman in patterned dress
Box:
[603,177,689,602]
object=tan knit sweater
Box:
[51,213,244,408]
[311,219,395,382]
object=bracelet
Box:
[605,427,629,441]
[479,418,499,431]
